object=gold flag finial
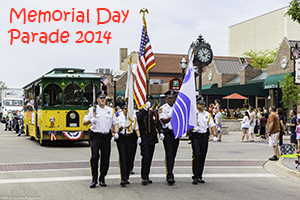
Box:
[139,8,148,28]
[139,8,149,15]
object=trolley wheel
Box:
[26,124,29,136]
[40,139,46,146]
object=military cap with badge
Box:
[196,96,205,105]
[164,90,177,98]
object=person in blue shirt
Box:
[287,110,298,147]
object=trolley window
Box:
[64,83,82,107]
[43,83,62,107]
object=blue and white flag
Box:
[170,53,197,139]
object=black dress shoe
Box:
[167,179,175,185]
[197,178,205,183]
[130,170,135,174]
[142,179,148,185]
[192,178,198,185]
[99,181,107,187]
[90,181,97,188]
[146,179,152,184]
[125,180,130,184]
[120,180,126,187]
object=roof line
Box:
[229,6,289,28]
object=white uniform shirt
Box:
[194,110,215,133]
[159,103,173,130]
[118,112,139,134]
[83,105,118,133]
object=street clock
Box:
[193,35,213,68]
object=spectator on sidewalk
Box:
[276,108,286,146]
[267,106,280,161]
[256,108,262,137]
[260,113,267,140]
[295,119,300,150]
[287,110,298,148]
[248,106,256,142]
[234,108,241,118]
[241,112,250,142]
[214,107,222,142]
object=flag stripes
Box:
[134,26,156,109]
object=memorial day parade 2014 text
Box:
[8,8,130,45]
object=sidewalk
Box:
[212,131,300,178]
[275,156,300,178]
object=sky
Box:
[0,0,291,88]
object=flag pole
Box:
[140,8,151,134]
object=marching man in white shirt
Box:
[83,90,119,188]
[189,96,217,184]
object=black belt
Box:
[90,131,111,139]
[189,131,208,138]
[119,133,136,139]
[164,128,173,135]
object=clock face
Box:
[280,56,288,69]
[197,47,211,63]
[293,49,299,59]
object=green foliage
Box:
[285,0,300,25]
[279,73,300,109]
[0,81,7,89]
[243,48,278,69]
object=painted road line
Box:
[0,166,264,173]
[0,173,278,184]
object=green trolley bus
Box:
[23,68,102,146]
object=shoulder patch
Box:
[158,108,163,114]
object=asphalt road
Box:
[0,124,299,200]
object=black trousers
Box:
[140,143,155,180]
[116,135,135,181]
[129,135,138,172]
[163,131,180,180]
[190,134,208,179]
[90,136,111,182]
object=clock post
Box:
[291,43,300,85]
[192,35,213,98]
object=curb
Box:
[274,157,300,178]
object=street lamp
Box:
[113,73,117,107]
[193,66,198,93]
[180,57,187,81]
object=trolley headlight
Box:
[70,113,76,120]
[49,117,55,123]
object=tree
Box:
[242,48,278,69]
[285,0,300,25]
[279,73,300,110]
[0,81,7,89]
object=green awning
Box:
[263,73,292,89]
[202,83,218,90]
[116,90,125,97]
[201,82,268,96]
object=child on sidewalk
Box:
[295,119,300,150]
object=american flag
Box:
[134,26,156,109]
[102,76,109,85]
